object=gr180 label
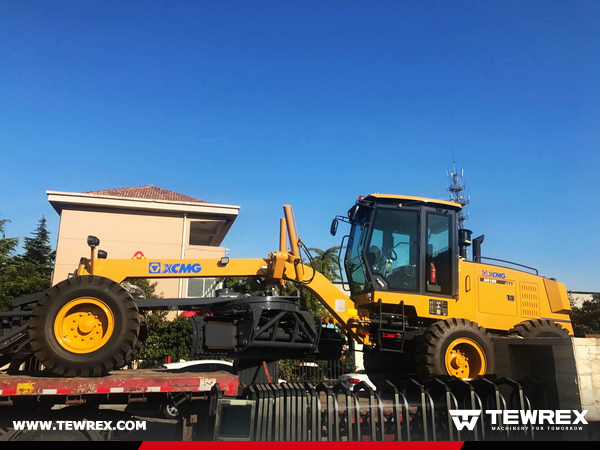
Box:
[481,270,506,279]
[480,278,514,286]
[148,262,202,274]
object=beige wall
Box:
[53,207,226,298]
[573,338,600,421]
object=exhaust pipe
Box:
[472,235,485,262]
[458,229,472,260]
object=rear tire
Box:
[120,315,147,368]
[508,319,570,337]
[416,319,495,380]
[29,275,140,377]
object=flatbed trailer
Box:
[0,369,238,403]
[0,368,239,441]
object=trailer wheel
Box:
[508,319,570,337]
[162,403,180,419]
[29,275,140,377]
[416,319,495,380]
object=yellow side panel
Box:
[477,272,517,317]
[543,278,572,313]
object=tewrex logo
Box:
[450,410,588,432]
[450,411,482,431]
[148,262,202,274]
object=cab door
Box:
[423,209,457,299]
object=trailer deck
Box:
[0,369,238,405]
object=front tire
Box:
[29,276,140,377]
[416,319,495,380]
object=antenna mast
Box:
[446,159,470,229]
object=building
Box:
[47,185,240,300]
[569,291,598,309]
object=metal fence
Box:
[239,376,584,441]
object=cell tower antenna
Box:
[446,157,470,229]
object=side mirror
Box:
[330,218,338,236]
[87,235,100,248]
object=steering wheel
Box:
[387,249,398,261]
[376,241,411,266]
[372,248,399,277]
[373,249,396,266]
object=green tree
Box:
[284,246,341,319]
[21,216,55,276]
[0,219,18,264]
[0,263,52,312]
[0,218,52,312]
[306,246,342,282]
[219,246,342,318]
[0,219,19,311]
[570,293,600,336]
[125,278,193,362]
[139,309,192,362]
[126,277,161,299]
[220,277,264,296]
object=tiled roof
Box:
[84,185,208,203]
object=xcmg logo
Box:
[481,270,506,279]
[449,410,588,432]
[148,262,202,274]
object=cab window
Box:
[426,213,452,295]
[366,209,419,291]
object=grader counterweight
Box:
[18,195,572,381]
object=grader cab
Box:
[6,194,573,381]
[331,194,572,380]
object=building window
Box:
[189,220,223,246]
[187,278,221,298]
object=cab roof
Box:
[365,194,462,210]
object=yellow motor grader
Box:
[23,194,572,380]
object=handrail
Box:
[473,256,538,275]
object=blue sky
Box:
[1,1,598,291]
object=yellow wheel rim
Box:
[54,298,114,354]
[444,338,486,380]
